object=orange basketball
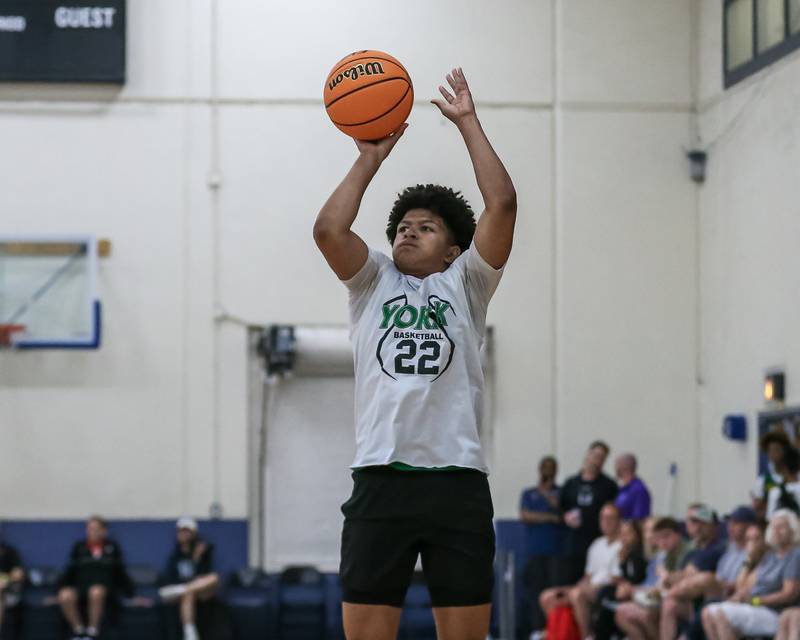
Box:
[324,50,413,141]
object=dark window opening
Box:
[724,0,800,87]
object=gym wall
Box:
[1,0,751,530]
[696,1,800,510]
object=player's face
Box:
[392,209,460,277]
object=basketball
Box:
[324,50,413,141]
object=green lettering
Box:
[394,305,418,329]
[415,306,429,329]
[432,302,450,326]
[380,304,400,329]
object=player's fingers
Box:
[446,73,457,91]
[438,86,455,102]
[385,123,408,144]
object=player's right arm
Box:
[313,124,408,280]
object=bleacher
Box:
[0,519,529,640]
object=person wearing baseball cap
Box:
[704,509,800,639]
[658,504,727,639]
[158,517,219,640]
[715,507,758,596]
[677,506,759,639]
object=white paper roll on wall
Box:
[292,326,354,376]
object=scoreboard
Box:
[0,1,125,83]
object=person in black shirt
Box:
[157,517,219,640]
[56,516,135,640]
[0,542,25,633]
[558,440,619,584]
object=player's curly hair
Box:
[386,184,476,252]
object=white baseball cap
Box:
[176,516,198,531]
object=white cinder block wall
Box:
[696,2,800,513]
[1,0,710,530]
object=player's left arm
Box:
[432,68,517,269]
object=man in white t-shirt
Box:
[539,503,622,639]
[313,67,516,640]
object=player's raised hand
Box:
[354,123,409,164]
[431,68,476,123]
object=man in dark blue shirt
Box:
[659,504,726,640]
[519,455,563,634]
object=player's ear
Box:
[444,245,461,264]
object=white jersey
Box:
[343,242,503,472]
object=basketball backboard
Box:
[0,235,103,349]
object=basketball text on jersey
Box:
[376,295,456,381]
[328,62,385,91]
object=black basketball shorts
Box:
[339,465,495,608]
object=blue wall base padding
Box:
[0,518,247,576]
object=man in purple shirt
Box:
[614,453,651,520]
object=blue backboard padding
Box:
[0,519,248,577]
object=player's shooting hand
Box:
[354,123,408,164]
[431,67,476,124]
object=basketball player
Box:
[314,68,517,640]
